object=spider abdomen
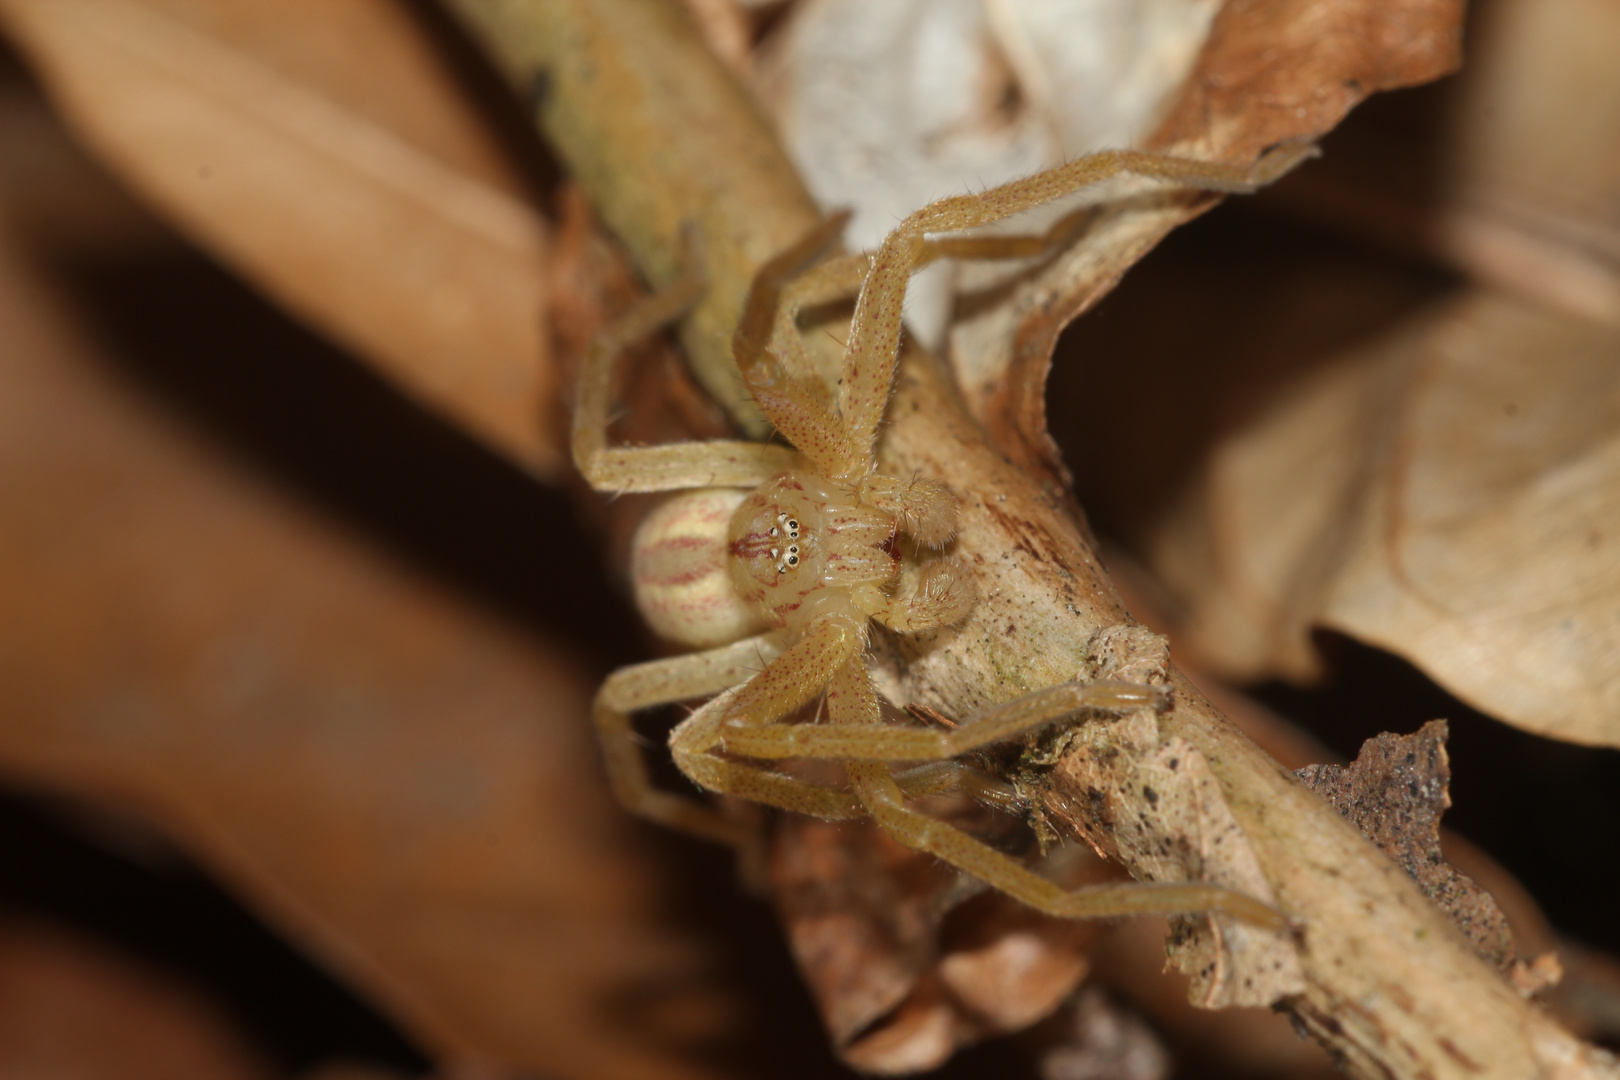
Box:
[630,488,767,647]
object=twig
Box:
[444,1,1620,1075]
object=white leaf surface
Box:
[762,0,1218,346]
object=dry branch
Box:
[446,0,1616,1075]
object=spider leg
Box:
[731,209,852,378]
[729,214,873,482]
[757,208,1089,383]
[664,613,872,823]
[571,231,799,493]
[719,674,1167,763]
[668,696,861,822]
[690,614,868,746]
[849,757,1282,927]
[595,632,794,846]
[838,142,1319,461]
[892,760,1022,814]
[766,251,872,381]
[821,661,1284,929]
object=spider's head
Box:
[727,475,827,627]
[630,488,769,647]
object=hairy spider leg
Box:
[571,230,798,493]
[668,694,863,823]
[718,675,1167,761]
[663,616,970,821]
[825,662,1287,931]
[595,632,799,848]
[618,613,879,828]
[747,145,1317,533]
[837,142,1320,459]
[730,213,870,483]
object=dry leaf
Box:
[951,0,1463,480]
[769,810,1107,1073]
[1088,0,1620,749]
[0,0,558,474]
[1269,0,1620,324]
[0,226,755,1078]
[1320,297,1620,747]
[1141,290,1620,746]
[1295,721,1517,969]
[768,814,963,1056]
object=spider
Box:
[572,143,1316,931]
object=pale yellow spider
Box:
[572,144,1316,931]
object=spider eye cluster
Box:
[771,513,803,574]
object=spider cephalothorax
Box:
[725,471,966,631]
[573,144,1316,930]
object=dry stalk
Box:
[445,0,1618,1075]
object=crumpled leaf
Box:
[1269,0,1620,325]
[769,811,1106,1074]
[1295,721,1517,970]
[0,0,558,474]
[1321,298,1620,748]
[1142,290,1620,747]
[1091,0,1620,749]
[949,0,1463,480]
[768,814,964,1059]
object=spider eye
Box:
[777,565,787,574]
[786,554,798,565]
[770,526,779,536]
